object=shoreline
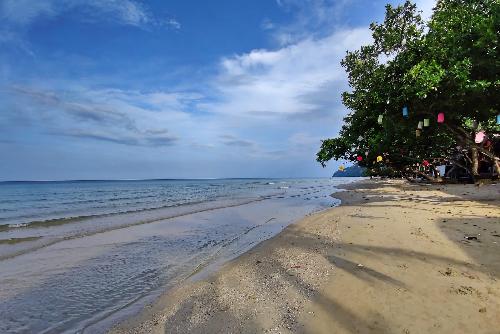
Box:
[0,178,341,262]
[110,179,500,334]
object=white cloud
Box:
[7,86,203,147]
[269,0,352,45]
[0,0,178,29]
[261,18,275,31]
[205,0,437,125]
[96,0,150,27]
[209,27,371,119]
[0,0,56,25]
[164,18,181,30]
[288,132,322,146]
[220,135,257,148]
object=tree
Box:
[318,0,500,182]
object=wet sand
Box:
[111,179,500,334]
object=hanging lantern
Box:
[376,156,383,162]
[423,118,430,127]
[497,115,500,125]
[402,106,408,118]
[472,120,478,129]
[437,113,445,123]
[357,156,363,162]
[365,151,369,156]
[416,129,421,137]
[475,131,485,144]
[358,136,363,141]
[378,114,383,124]
[417,121,423,129]
[422,160,430,167]
[338,165,345,172]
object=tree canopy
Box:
[318,0,500,182]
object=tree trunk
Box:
[471,147,480,181]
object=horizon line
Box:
[0,176,335,183]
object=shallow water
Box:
[0,178,359,333]
[0,179,278,229]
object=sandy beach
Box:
[111,179,500,334]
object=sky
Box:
[0,0,435,181]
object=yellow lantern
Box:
[377,156,383,162]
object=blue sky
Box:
[0,0,435,180]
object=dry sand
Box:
[110,179,500,334]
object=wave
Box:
[0,195,283,261]
[0,194,278,232]
[0,236,41,245]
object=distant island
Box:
[332,165,366,177]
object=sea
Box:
[0,178,359,333]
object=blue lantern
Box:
[402,106,408,118]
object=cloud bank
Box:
[0,0,437,179]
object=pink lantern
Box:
[475,131,485,144]
[422,160,430,167]
[357,156,363,162]
[437,113,445,123]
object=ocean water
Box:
[0,178,359,333]
[0,179,281,228]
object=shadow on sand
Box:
[161,180,499,333]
